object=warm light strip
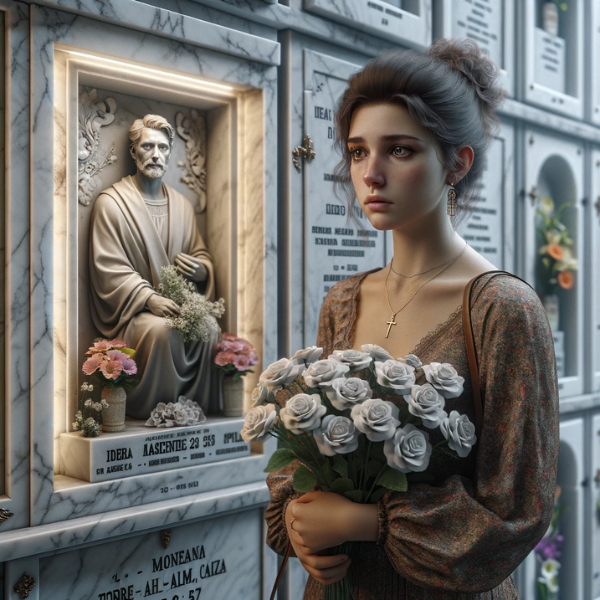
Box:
[64,49,238,95]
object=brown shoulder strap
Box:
[462,270,536,441]
[270,542,292,600]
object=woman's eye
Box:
[349,148,364,159]
[392,146,411,157]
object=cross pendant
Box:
[385,315,397,338]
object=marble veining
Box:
[0,481,269,562]
[25,0,280,66]
[29,5,278,526]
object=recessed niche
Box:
[533,156,579,380]
[524,0,583,118]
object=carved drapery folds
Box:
[175,109,207,213]
[78,89,118,206]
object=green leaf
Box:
[332,454,349,478]
[438,446,460,459]
[378,466,408,492]
[368,487,388,503]
[343,490,364,503]
[329,478,355,494]
[293,464,318,492]
[263,448,298,473]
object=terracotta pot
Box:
[542,294,560,331]
[101,386,127,432]
[222,377,244,417]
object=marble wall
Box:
[0,1,599,599]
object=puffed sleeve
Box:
[375,275,560,593]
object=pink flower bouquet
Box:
[82,338,138,388]
[214,334,259,381]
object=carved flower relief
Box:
[78,89,118,206]
[175,109,207,213]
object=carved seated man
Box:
[89,114,221,419]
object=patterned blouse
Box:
[265,270,560,599]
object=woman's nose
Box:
[363,158,385,189]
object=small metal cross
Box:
[385,315,397,338]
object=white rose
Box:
[361,344,394,361]
[397,354,422,369]
[259,358,304,393]
[384,423,432,473]
[407,384,446,429]
[351,398,400,442]
[330,349,372,370]
[290,346,324,366]
[313,415,360,456]
[280,393,327,434]
[250,383,270,407]
[326,377,373,411]
[302,358,350,389]
[422,362,465,399]
[439,410,476,457]
[375,359,416,394]
[240,404,277,442]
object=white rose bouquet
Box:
[240,345,475,600]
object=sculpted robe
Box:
[89,175,221,419]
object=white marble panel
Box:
[279,33,372,357]
[455,124,515,272]
[591,413,600,599]
[0,481,269,562]
[522,127,584,399]
[434,0,515,96]
[29,5,278,526]
[38,508,264,600]
[304,0,432,50]
[591,0,600,125]
[523,0,584,119]
[0,0,32,531]
[590,150,600,393]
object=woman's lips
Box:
[365,195,392,211]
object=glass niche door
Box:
[589,149,600,393]
[522,128,584,399]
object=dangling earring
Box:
[447,182,457,216]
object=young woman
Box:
[266,38,559,599]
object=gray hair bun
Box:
[427,38,508,138]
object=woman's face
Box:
[347,102,448,231]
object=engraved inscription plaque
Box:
[455,137,505,268]
[304,71,386,345]
[39,509,262,599]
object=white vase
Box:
[543,294,560,331]
[222,377,244,417]
[101,386,127,432]
[542,2,559,36]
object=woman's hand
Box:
[285,493,352,585]
[147,294,180,318]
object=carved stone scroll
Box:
[78,89,118,206]
[175,109,207,213]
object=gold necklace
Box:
[389,252,460,278]
[383,241,469,338]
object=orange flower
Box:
[547,243,564,261]
[557,270,574,290]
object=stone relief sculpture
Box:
[175,109,207,213]
[78,89,118,206]
[88,114,222,419]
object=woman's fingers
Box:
[175,258,195,275]
[178,254,200,269]
[298,556,351,586]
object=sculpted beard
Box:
[136,156,166,179]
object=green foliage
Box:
[328,478,355,494]
[332,454,349,478]
[377,466,408,492]
[343,490,364,503]
[293,464,318,493]
[264,448,297,473]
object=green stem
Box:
[360,441,372,502]
[364,464,387,503]
[433,440,447,449]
